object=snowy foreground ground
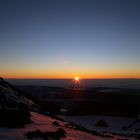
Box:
[0,112,137,140]
[63,115,139,134]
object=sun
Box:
[74,76,79,81]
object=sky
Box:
[0,0,140,79]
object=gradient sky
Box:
[0,0,140,79]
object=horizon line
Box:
[5,77,140,80]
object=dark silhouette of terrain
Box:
[17,85,140,117]
[0,77,32,127]
[25,128,66,140]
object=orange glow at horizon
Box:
[2,73,140,79]
[1,68,140,79]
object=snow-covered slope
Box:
[0,111,135,140]
[0,77,35,108]
[63,115,140,137]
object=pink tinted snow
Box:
[0,112,135,140]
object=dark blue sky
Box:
[0,0,140,78]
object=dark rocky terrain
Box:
[0,77,35,127]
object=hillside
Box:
[0,77,139,140]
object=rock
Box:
[25,129,44,139]
[95,119,108,127]
[0,105,31,128]
[25,128,66,140]
[52,121,60,126]
[55,128,66,138]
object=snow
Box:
[0,112,136,140]
[62,115,140,137]
[0,84,34,108]
[63,115,134,132]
